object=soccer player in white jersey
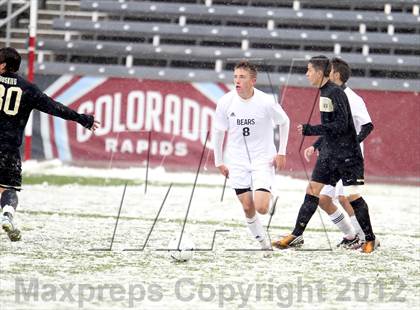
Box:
[213,61,290,254]
[304,57,375,250]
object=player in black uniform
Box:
[272,55,378,253]
[0,47,98,241]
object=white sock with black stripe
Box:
[329,209,355,239]
[246,214,266,244]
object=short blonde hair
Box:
[234,61,257,78]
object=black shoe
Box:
[337,235,359,249]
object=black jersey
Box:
[0,72,93,151]
[302,80,362,160]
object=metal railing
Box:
[0,0,31,47]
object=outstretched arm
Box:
[29,84,97,130]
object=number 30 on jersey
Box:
[0,84,22,116]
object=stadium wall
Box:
[31,75,419,183]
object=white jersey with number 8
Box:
[214,88,289,166]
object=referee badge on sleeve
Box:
[319,97,334,112]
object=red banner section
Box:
[41,77,419,181]
[43,78,221,169]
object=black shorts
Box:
[0,149,22,190]
[311,155,364,187]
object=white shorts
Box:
[320,179,344,198]
[228,162,275,192]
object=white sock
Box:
[246,215,266,243]
[329,209,355,239]
[350,215,365,241]
[2,205,15,217]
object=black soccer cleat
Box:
[336,235,359,249]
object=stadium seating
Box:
[80,0,420,31]
[37,38,420,73]
[31,60,420,92]
[51,18,419,51]
[117,0,419,13]
[4,0,419,91]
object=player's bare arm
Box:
[216,164,229,178]
[90,119,100,132]
[303,146,315,162]
[273,154,286,171]
[297,124,304,135]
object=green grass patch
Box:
[22,174,222,188]
[23,174,141,186]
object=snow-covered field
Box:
[1,161,419,309]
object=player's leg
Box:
[253,189,271,215]
[252,162,275,215]
[341,158,378,253]
[1,188,19,223]
[347,192,378,253]
[291,156,334,238]
[319,185,356,246]
[250,163,277,255]
[237,189,270,250]
[0,150,22,241]
[272,181,324,249]
[272,156,332,249]
[230,165,268,249]
[318,186,338,214]
[337,182,365,242]
[293,181,325,235]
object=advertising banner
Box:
[40,76,230,168]
[38,76,419,181]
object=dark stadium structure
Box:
[1,0,419,91]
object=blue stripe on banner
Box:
[193,82,227,104]
[56,76,106,106]
[53,76,107,161]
